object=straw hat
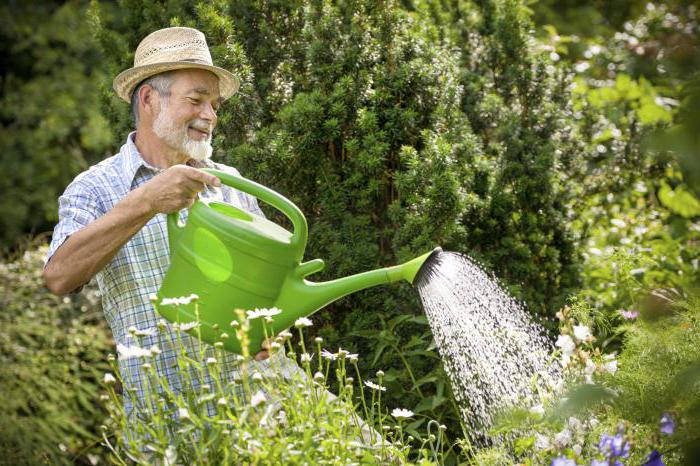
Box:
[113,27,240,103]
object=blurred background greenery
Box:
[0,0,697,464]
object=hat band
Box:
[180,58,212,65]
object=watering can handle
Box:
[200,168,308,251]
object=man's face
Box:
[152,69,222,162]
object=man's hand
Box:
[43,165,221,296]
[141,165,221,215]
[254,339,273,361]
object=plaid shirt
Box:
[46,132,301,416]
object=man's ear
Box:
[138,85,158,119]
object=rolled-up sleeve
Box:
[45,181,104,267]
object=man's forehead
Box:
[172,69,221,97]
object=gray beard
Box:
[153,104,213,162]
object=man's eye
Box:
[188,98,200,104]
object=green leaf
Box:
[551,383,617,419]
[638,96,672,125]
[658,182,700,217]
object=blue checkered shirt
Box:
[46,132,301,416]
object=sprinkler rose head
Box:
[383,247,443,285]
[403,247,443,285]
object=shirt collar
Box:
[119,131,163,189]
[119,131,218,189]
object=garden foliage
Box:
[1,0,698,464]
[0,0,113,251]
[90,1,586,452]
[471,281,700,465]
[101,308,448,464]
[0,244,112,465]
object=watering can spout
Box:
[274,247,441,328]
[386,247,442,285]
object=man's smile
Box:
[188,125,210,140]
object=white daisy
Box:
[134,326,156,337]
[391,408,414,419]
[179,321,200,331]
[246,308,282,320]
[610,219,627,228]
[117,343,152,359]
[602,355,618,374]
[251,390,267,407]
[573,325,592,342]
[164,445,177,466]
[364,380,386,392]
[160,294,199,306]
[555,334,576,356]
[178,408,190,420]
[294,317,313,328]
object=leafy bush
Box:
[0,1,113,250]
[0,243,112,465]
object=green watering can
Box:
[156,168,438,354]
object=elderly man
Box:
[43,27,295,417]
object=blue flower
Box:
[659,412,675,435]
[598,433,629,458]
[551,457,577,466]
[642,450,665,466]
[590,461,608,466]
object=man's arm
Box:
[43,165,221,296]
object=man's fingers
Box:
[254,338,274,361]
[186,167,221,187]
[183,179,207,194]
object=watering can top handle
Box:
[200,168,308,250]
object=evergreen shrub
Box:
[0,1,113,250]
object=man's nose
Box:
[200,102,217,125]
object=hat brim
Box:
[113,61,241,103]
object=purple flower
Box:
[598,433,630,458]
[619,310,639,319]
[590,460,624,466]
[642,450,665,466]
[551,457,577,466]
[659,412,675,435]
